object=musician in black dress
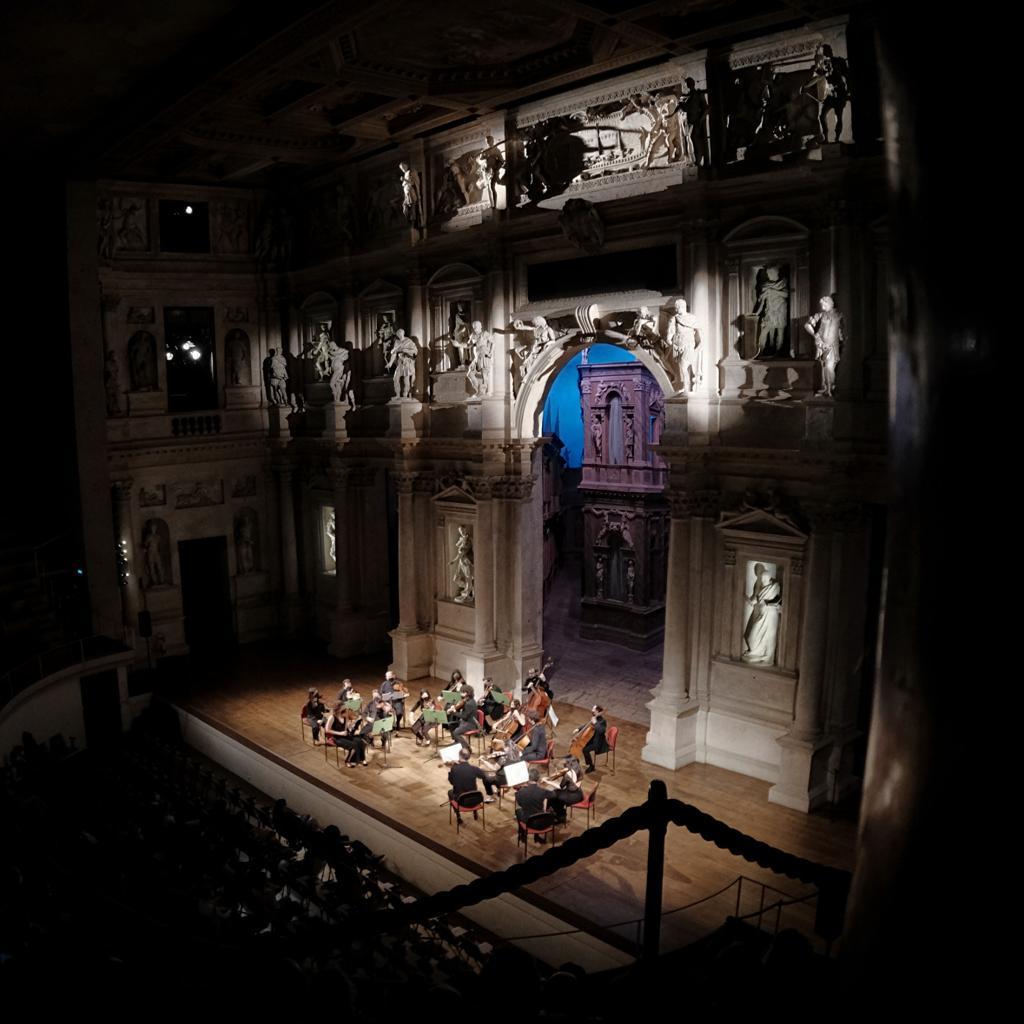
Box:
[410,690,434,745]
[480,677,504,724]
[450,684,479,752]
[582,705,609,773]
[301,688,326,743]
[546,758,584,823]
[323,703,367,766]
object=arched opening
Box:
[537,342,668,709]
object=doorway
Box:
[178,536,234,655]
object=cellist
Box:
[579,705,608,774]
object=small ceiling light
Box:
[185,205,193,215]
[189,349,202,361]
[166,351,174,361]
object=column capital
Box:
[111,478,134,502]
[669,488,719,520]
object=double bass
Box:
[524,659,554,721]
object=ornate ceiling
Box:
[6,1,867,185]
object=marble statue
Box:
[399,162,423,231]
[465,322,493,397]
[624,415,635,461]
[806,295,845,397]
[449,303,472,368]
[626,559,636,603]
[128,332,157,391]
[115,199,146,250]
[681,77,710,167]
[328,343,355,406]
[476,133,504,209]
[742,563,783,664]
[226,330,249,386]
[591,413,604,461]
[386,328,418,399]
[803,43,850,143]
[264,348,289,406]
[104,349,121,416]
[311,323,334,382]
[97,198,115,261]
[650,396,665,445]
[627,306,660,349]
[142,521,165,588]
[665,299,702,392]
[326,511,336,562]
[513,315,560,382]
[753,266,789,358]
[595,555,606,599]
[376,312,398,367]
[449,525,474,603]
[236,514,255,575]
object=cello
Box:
[568,719,595,762]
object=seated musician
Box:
[380,670,406,727]
[447,748,496,820]
[520,710,547,762]
[301,687,326,744]
[450,684,479,752]
[485,738,524,788]
[494,698,526,742]
[335,678,358,703]
[546,756,584,823]
[480,677,502,725]
[524,663,554,701]
[515,767,550,842]
[360,690,391,748]
[582,705,609,773]
[323,702,367,767]
[410,690,434,746]
[449,669,465,690]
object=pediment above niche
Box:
[434,484,476,509]
[716,507,807,540]
[359,277,403,301]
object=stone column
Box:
[389,472,432,680]
[327,466,362,657]
[643,492,700,769]
[770,504,832,811]
[464,478,504,684]
[277,465,301,633]
[112,478,137,647]
[482,256,510,440]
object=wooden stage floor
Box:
[173,644,858,956]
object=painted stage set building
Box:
[73,14,885,814]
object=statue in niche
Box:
[681,77,710,167]
[558,198,604,254]
[115,198,146,251]
[742,563,783,664]
[594,556,606,599]
[752,266,789,358]
[214,202,248,253]
[104,350,122,416]
[806,295,845,397]
[142,520,168,589]
[666,299,703,392]
[335,182,355,244]
[624,415,635,461]
[449,525,474,603]
[325,511,336,563]
[263,348,289,406]
[226,329,250,386]
[328,344,355,406]
[626,559,636,603]
[97,198,115,261]
[254,199,293,268]
[627,306,661,349]
[466,322,493,397]
[235,511,257,575]
[399,162,423,231]
[449,302,472,368]
[475,133,505,209]
[591,413,604,461]
[128,332,157,391]
[311,322,334,382]
[802,43,850,143]
[650,396,665,446]
[376,312,398,369]
[386,328,418,399]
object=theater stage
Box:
[169,644,857,964]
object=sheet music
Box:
[440,742,463,764]
[503,761,529,786]
[548,706,559,728]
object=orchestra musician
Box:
[515,767,550,842]
[519,709,547,762]
[580,705,608,773]
[450,683,479,752]
[480,677,503,725]
[482,737,524,788]
[410,690,436,746]
[301,687,326,744]
[379,670,407,728]
[546,756,584,823]
[335,678,358,703]
[492,698,526,742]
[447,748,496,822]
[524,660,554,700]
[323,702,367,767]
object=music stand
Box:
[373,715,396,768]
[421,707,449,761]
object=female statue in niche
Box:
[742,562,783,664]
[128,331,158,391]
[449,525,474,603]
[752,266,789,358]
[235,512,256,575]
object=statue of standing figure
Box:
[665,298,703,392]
[512,315,560,382]
[142,521,165,589]
[627,306,660,349]
[263,348,290,406]
[753,266,789,358]
[328,343,355,406]
[226,330,249,386]
[742,563,782,664]
[104,350,122,416]
[449,525,474,603]
[591,413,604,461]
[805,295,845,397]
[386,328,418,399]
[236,515,255,575]
[465,321,493,396]
[399,162,423,231]
[475,134,505,209]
